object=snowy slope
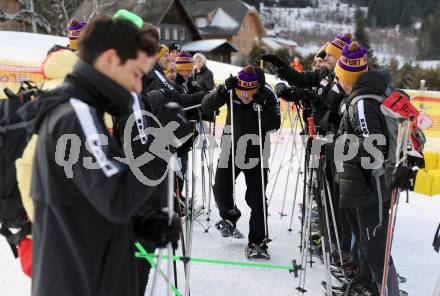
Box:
[260,0,420,65]
[261,0,362,37]
[2,131,439,296]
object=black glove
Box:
[216,84,229,100]
[134,210,181,249]
[384,161,417,190]
[224,76,238,90]
[156,102,191,151]
[407,152,425,168]
[254,67,266,90]
[261,54,286,68]
[252,92,267,111]
[274,83,293,101]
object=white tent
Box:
[0,31,68,62]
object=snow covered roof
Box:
[210,8,239,29]
[261,37,282,50]
[181,39,237,53]
[184,0,250,36]
[413,60,440,70]
[0,31,68,62]
[206,59,280,86]
[261,37,298,51]
[273,37,298,47]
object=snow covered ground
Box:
[2,128,439,296]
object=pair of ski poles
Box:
[380,116,414,296]
[229,88,270,242]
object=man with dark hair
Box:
[167,42,181,61]
[18,16,180,296]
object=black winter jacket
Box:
[142,63,205,110]
[193,66,215,92]
[337,70,392,208]
[277,65,345,133]
[201,84,280,166]
[18,60,166,296]
[0,98,29,228]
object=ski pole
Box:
[166,153,178,296]
[229,89,238,209]
[268,104,289,171]
[183,104,202,112]
[207,112,216,221]
[279,133,296,217]
[185,121,198,296]
[380,117,411,296]
[255,103,270,240]
[288,145,304,232]
[138,248,182,296]
[268,104,297,205]
[323,165,344,273]
[200,122,207,213]
[279,105,300,216]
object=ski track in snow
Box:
[1,130,440,296]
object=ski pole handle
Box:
[307,117,315,138]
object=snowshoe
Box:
[245,242,270,260]
[215,219,244,239]
[399,290,408,296]
[232,228,245,239]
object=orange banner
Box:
[0,60,44,99]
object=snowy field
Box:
[2,128,439,296]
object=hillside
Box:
[259,0,418,64]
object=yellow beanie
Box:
[156,44,169,60]
[68,19,87,50]
[325,33,352,59]
[175,51,194,72]
[335,42,368,85]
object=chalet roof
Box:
[184,0,249,36]
[74,0,201,39]
[181,38,237,52]
[185,0,247,20]
[261,37,298,50]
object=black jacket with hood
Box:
[337,70,392,208]
[18,60,166,296]
[142,63,205,107]
[201,83,280,165]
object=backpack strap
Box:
[338,94,384,135]
[348,94,387,233]
[347,94,384,120]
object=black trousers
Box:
[324,143,352,254]
[213,152,268,244]
[134,238,155,296]
[356,203,399,295]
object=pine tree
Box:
[249,43,265,68]
[417,5,440,59]
[354,9,378,68]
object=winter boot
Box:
[215,219,244,239]
[245,242,270,260]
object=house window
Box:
[179,28,185,41]
[164,27,170,40]
[173,28,179,40]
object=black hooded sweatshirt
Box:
[337,70,392,208]
[18,60,166,296]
